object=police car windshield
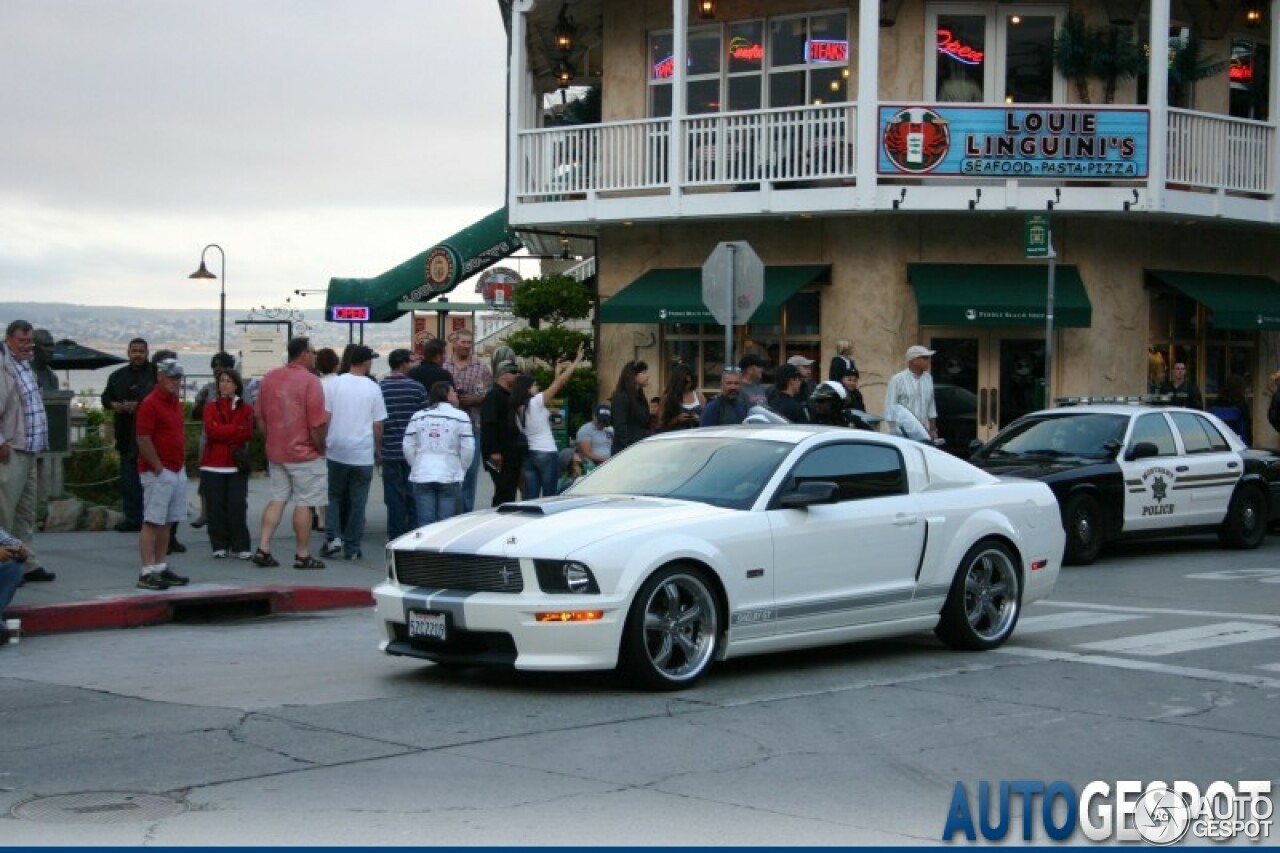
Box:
[978,413,1129,461]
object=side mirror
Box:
[778,481,840,508]
[968,439,985,454]
[1126,441,1159,461]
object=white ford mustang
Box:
[374,425,1064,689]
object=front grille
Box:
[393,551,523,593]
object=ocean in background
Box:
[61,352,217,405]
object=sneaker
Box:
[235,551,254,560]
[167,539,187,554]
[136,573,170,591]
[23,567,56,583]
[250,549,280,568]
[320,539,343,558]
[212,550,229,559]
[158,568,190,586]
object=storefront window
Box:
[1003,14,1056,102]
[927,5,1065,103]
[648,9,848,117]
[1147,284,1255,402]
[1230,38,1271,121]
[662,290,822,392]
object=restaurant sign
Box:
[878,105,1149,179]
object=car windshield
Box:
[976,413,1128,461]
[565,436,794,510]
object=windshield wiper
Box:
[1018,448,1071,459]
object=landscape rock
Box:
[44,498,85,532]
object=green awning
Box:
[908,264,1092,327]
[325,207,522,323]
[600,264,828,324]
[1148,270,1280,330]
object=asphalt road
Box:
[2,534,1278,845]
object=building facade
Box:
[502,0,1279,446]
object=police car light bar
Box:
[1054,394,1173,407]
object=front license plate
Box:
[407,610,448,642]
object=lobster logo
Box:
[882,108,951,174]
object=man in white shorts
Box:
[253,337,329,570]
[135,359,191,590]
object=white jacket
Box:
[403,403,475,485]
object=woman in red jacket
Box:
[200,368,255,558]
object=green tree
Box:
[1054,12,1097,103]
[506,273,597,432]
[1168,34,1229,108]
[1091,25,1145,104]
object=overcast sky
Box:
[0,0,509,313]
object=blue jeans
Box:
[0,558,22,615]
[522,450,560,499]
[382,459,416,542]
[326,460,373,556]
[413,481,459,527]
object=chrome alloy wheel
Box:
[963,547,1020,643]
[640,572,718,682]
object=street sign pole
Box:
[725,243,737,369]
[1045,228,1057,406]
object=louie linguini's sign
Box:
[879,106,1149,179]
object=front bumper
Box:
[374,581,628,672]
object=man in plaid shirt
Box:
[442,329,492,513]
[0,319,54,586]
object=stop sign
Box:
[702,241,764,326]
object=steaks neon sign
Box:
[807,39,848,63]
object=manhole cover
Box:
[12,791,187,824]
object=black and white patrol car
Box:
[968,397,1280,565]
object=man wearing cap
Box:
[322,345,386,561]
[481,360,523,505]
[885,345,939,442]
[738,353,768,408]
[576,404,615,467]
[134,358,191,590]
[380,349,428,542]
[787,354,816,402]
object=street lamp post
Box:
[189,244,226,354]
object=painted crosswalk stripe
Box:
[1076,622,1280,656]
[1016,611,1147,635]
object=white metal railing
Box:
[1167,108,1275,195]
[518,117,670,199]
[684,103,856,186]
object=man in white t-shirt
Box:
[322,346,387,560]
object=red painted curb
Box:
[7,585,374,636]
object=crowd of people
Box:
[5,317,1280,639]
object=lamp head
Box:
[189,260,217,280]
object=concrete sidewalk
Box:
[7,470,495,637]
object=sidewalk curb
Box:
[8,586,374,636]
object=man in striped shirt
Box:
[380,349,428,541]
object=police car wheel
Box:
[1218,484,1266,550]
[1062,493,1104,566]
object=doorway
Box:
[928,329,1047,449]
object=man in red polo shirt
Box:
[252,337,329,569]
[135,358,191,590]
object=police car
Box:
[968,397,1280,565]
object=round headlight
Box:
[564,561,592,593]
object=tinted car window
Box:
[1169,410,1231,454]
[787,443,906,501]
[1130,413,1178,456]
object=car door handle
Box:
[1176,465,1189,472]
[1227,461,1239,469]
[893,513,919,527]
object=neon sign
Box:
[1229,59,1253,83]
[937,29,985,65]
[807,39,849,63]
[329,305,371,323]
[653,55,675,79]
[729,36,764,63]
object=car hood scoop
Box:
[496,495,620,515]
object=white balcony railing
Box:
[1167,108,1275,195]
[515,103,1276,216]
